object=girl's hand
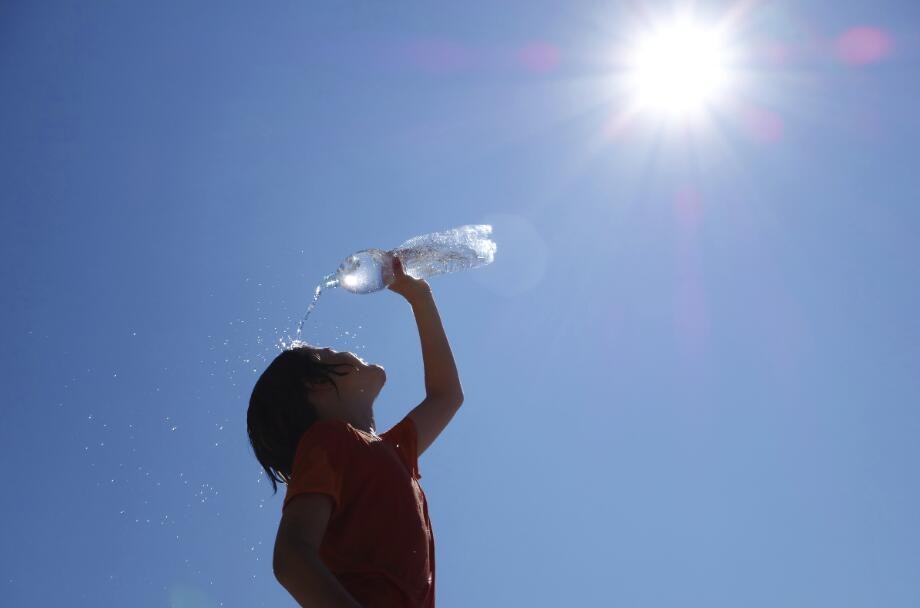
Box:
[387,255,431,303]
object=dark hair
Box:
[247,344,353,495]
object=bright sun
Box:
[626,19,731,118]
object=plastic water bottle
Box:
[335,224,497,294]
[289,225,497,341]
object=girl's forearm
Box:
[408,291,463,398]
[275,544,363,608]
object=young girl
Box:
[247,256,464,607]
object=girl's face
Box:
[307,348,386,427]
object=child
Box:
[247,256,464,607]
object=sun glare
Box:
[626,19,731,118]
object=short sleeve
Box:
[380,415,421,481]
[283,421,351,512]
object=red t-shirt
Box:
[282,416,435,608]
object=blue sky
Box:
[2,1,919,606]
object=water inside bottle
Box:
[335,249,392,294]
[392,224,496,280]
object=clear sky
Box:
[3,1,919,606]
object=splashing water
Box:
[293,273,339,342]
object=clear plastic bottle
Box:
[335,224,497,294]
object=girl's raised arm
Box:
[387,257,464,456]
